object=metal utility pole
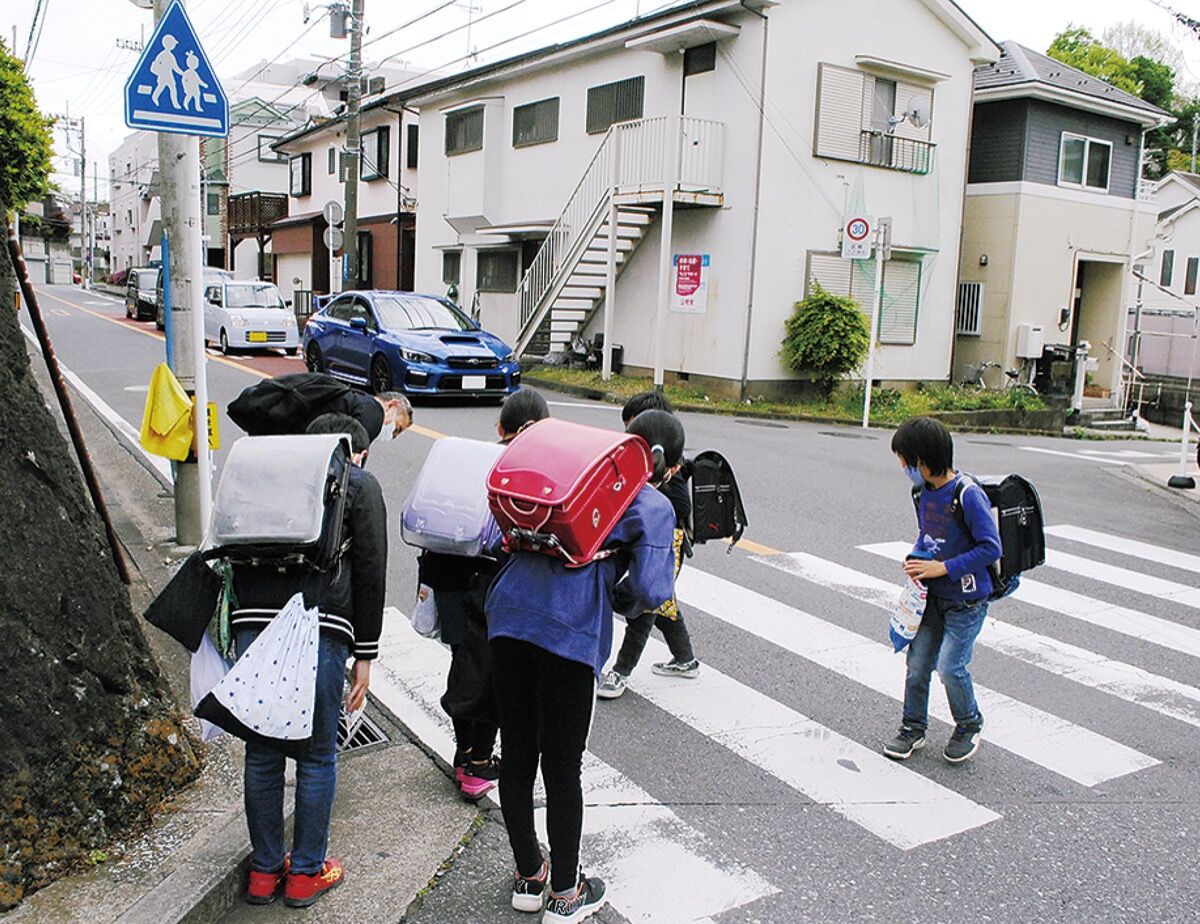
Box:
[91,162,98,284]
[652,116,681,388]
[1192,112,1198,173]
[80,117,88,287]
[340,0,365,290]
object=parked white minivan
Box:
[202,280,299,355]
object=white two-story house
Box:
[411,0,997,398]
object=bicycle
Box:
[962,359,1038,396]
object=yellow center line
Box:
[408,423,448,441]
[728,536,780,557]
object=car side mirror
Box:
[350,316,369,330]
[285,299,292,308]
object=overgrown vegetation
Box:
[780,283,870,396]
[0,38,54,212]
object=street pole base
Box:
[1167,474,1197,489]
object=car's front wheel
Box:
[125,301,133,319]
[305,343,324,373]
[370,355,394,395]
[285,347,298,356]
[219,329,231,355]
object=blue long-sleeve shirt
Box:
[914,475,1003,602]
[485,485,676,678]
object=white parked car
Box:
[203,280,300,355]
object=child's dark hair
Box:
[891,417,954,476]
[621,389,675,426]
[307,412,370,455]
[499,388,549,437]
[627,409,685,484]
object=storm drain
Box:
[337,711,389,754]
[734,418,789,429]
[817,430,878,440]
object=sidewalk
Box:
[7,337,478,922]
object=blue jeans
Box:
[902,596,987,732]
[235,627,349,876]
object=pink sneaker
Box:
[459,756,500,801]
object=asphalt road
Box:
[26,283,1200,923]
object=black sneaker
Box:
[944,724,982,764]
[511,860,547,913]
[543,874,607,923]
[883,726,926,760]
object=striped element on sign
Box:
[1045,525,1200,575]
[762,551,1200,730]
[131,110,223,129]
[371,610,777,921]
[676,569,1158,787]
[619,626,1001,850]
[863,542,1200,660]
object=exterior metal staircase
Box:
[514,115,725,358]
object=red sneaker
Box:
[245,855,290,905]
[283,858,345,908]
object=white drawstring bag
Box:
[194,592,321,758]
[190,634,232,742]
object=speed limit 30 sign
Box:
[841,216,874,260]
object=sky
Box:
[8,0,1200,200]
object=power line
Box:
[24,0,51,69]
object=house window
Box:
[586,76,644,134]
[361,127,390,180]
[442,250,461,285]
[445,106,484,155]
[357,230,372,288]
[955,282,983,336]
[683,42,716,76]
[1161,249,1175,288]
[1187,257,1198,296]
[206,192,220,216]
[328,146,336,175]
[513,97,559,148]
[1058,133,1111,191]
[289,153,311,196]
[257,135,287,163]
[477,249,519,292]
[407,123,419,169]
[806,251,923,345]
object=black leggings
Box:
[613,611,694,676]
[491,636,595,893]
[452,716,497,760]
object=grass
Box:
[526,367,1047,426]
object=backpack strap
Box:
[950,473,980,540]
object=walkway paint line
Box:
[372,610,778,921]
[621,627,1002,849]
[677,568,1158,787]
[760,551,1200,731]
[863,543,1200,660]
[1046,525,1200,576]
[1046,549,1200,610]
[1018,446,1128,465]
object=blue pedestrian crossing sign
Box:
[124,0,228,137]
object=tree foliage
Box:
[781,283,870,395]
[1102,21,1184,76]
[1047,27,1144,96]
[0,39,53,211]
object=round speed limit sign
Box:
[847,217,870,241]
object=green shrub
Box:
[781,283,870,396]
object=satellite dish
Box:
[904,96,930,129]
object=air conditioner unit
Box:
[1015,323,1045,359]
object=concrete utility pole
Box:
[1192,112,1198,174]
[341,0,365,290]
[154,0,211,548]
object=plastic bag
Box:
[410,585,440,639]
[889,577,927,653]
[190,634,232,742]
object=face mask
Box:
[904,465,926,489]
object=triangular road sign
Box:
[124,0,228,137]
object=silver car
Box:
[202,280,300,355]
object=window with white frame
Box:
[477,249,519,292]
[445,107,484,155]
[1058,133,1111,191]
[442,250,461,285]
[289,153,311,196]
[257,135,287,163]
[1187,257,1198,296]
[806,251,923,345]
[1161,249,1175,287]
[956,282,983,336]
[361,126,390,180]
[328,146,336,175]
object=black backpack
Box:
[227,372,351,436]
[690,450,748,551]
[911,473,1045,600]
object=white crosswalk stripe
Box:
[674,570,1158,787]
[863,542,1200,659]
[1044,525,1200,577]
[755,551,1200,730]
[372,610,778,923]
[1045,549,1200,610]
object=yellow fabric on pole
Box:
[140,363,195,461]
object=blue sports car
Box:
[302,291,521,398]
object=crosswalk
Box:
[370,524,1196,922]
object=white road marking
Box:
[1018,447,1128,465]
[20,325,172,482]
[676,569,1158,787]
[1045,525,1200,577]
[372,611,778,920]
[545,400,621,411]
[758,552,1200,730]
[862,543,1200,659]
[1078,449,1175,459]
[618,626,1002,849]
[1046,549,1200,610]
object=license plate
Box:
[461,375,487,390]
[248,331,268,343]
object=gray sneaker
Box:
[543,875,606,923]
[651,658,700,678]
[596,671,628,700]
[883,726,926,760]
[943,725,982,764]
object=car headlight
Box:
[503,352,516,364]
[230,315,247,328]
[402,348,434,364]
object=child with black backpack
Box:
[884,417,1002,765]
[598,392,699,699]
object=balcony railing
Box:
[858,131,935,175]
[228,191,289,237]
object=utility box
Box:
[1016,324,1045,359]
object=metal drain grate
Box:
[337,711,388,754]
[734,418,789,429]
[817,430,878,440]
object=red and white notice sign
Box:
[671,253,710,314]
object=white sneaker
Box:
[596,671,627,699]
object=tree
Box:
[1102,20,1184,75]
[1047,26,1143,96]
[0,39,53,212]
[781,283,870,397]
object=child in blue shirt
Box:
[885,417,1001,765]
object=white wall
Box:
[109,131,160,271]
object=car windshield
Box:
[371,295,473,332]
[223,283,286,310]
